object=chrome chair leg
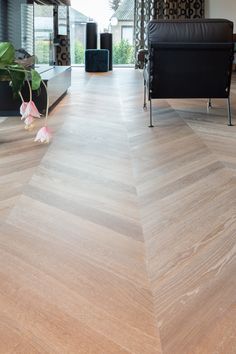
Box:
[143,81,147,110]
[149,97,154,128]
[227,97,233,126]
[207,98,212,111]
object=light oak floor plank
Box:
[0,68,236,353]
[119,69,236,354]
[1,69,162,354]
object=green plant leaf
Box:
[31,69,42,90]
[8,63,25,72]
[0,42,15,65]
[8,67,26,98]
[0,68,10,81]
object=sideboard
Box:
[0,65,71,116]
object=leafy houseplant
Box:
[0,42,52,143]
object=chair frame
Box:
[142,20,235,127]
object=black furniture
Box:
[0,66,71,116]
[143,19,234,127]
[100,33,113,70]
[85,49,109,72]
[86,22,98,50]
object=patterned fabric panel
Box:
[162,0,205,19]
[134,0,205,66]
[55,6,71,65]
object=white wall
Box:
[205,0,236,29]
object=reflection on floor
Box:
[0,68,236,354]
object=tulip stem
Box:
[42,80,49,127]
[26,79,32,102]
[18,91,24,103]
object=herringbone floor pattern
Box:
[0,68,235,353]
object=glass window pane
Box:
[121,26,133,45]
[34,4,54,65]
[70,0,134,66]
[58,6,67,35]
[70,7,88,65]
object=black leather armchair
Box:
[143,19,234,127]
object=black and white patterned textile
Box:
[55,5,71,65]
[134,0,205,66]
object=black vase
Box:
[86,22,98,49]
[100,33,113,70]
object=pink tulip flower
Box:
[22,100,41,120]
[24,115,34,130]
[34,126,52,143]
[20,101,28,117]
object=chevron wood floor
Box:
[0,68,235,354]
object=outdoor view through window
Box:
[70,0,134,65]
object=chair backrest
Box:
[148,19,234,99]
